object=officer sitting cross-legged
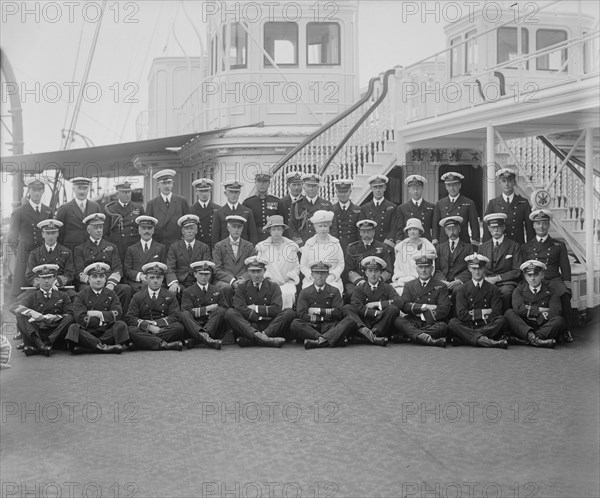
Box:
[291,262,358,349]
[125,262,186,351]
[504,260,564,348]
[10,264,75,357]
[343,256,400,346]
[225,257,294,348]
[394,252,450,347]
[66,263,129,354]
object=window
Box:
[307,22,340,65]
[230,22,247,69]
[464,30,478,73]
[497,27,529,69]
[450,36,461,77]
[264,22,298,66]
[210,35,217,75]
[536,29,567,71]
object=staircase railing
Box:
[270,67,399,199]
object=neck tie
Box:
[342,206,347,212]
[422,281,427,288]
[317,287,322,294]
[255,283,260,290]
[232,241,238,258]
[152,292,157,301]
[187,244,193,256]
[493,240,499,260]
[143,243,148,254]
[79,202,85,213]
[201,286,206,293]
[165,197,170,207]
[450,241,455,252]
[44,292,51,299]
[48,247,53,255]
[35,206,40,213]
[533,288,538,294]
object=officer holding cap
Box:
[123,216,166,292]
[243,171,285,243]
[212,180,258,246]
[395,175,434,242]
[10,264,75,356]
[145,169,190,250]
[190,178,220,249]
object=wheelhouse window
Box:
[229,22,248,69]
[450,36,461,77]
[464,29,478,73]
[307,22,340,65]
[497,27,529,69]
[536,29,567,71]
[264,22,298,66]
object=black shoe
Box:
[23,346,41,357]
[95,343,123,354]
[121,342,135,352]
[199,331,222,350]
[508,336,529,346]
[40,345,52,357]
[347,335,369,345]
[160,341,183,351]
[477,336,508,349]
[254,332,285,348]
[304,337,328,350]
[14,333,22,341]
[183,338,197,349]
[236,337,255,347]
[16,343,25,351]
[432,337,446,348]
[372,336,388,347]
[562,330,574,343]
[528,334,556,349]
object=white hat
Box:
[153,169,176,181]
[142,262,168,275]
[403,218,425,233]
[529,209,553,221]
[465,253,490,266]
[135,215,158,227]
[83,262,111,276]
[71,177,92,186]
[309,210,334,224]
[302,173,322,184]
[190,261,216,272]
[192,178,214,190]
[368,175,388,185]
[496,168,517,179]
[178,214,200,227]
[37,219,63,231]
[405,175,427,186]
[226,215,247,225]
[32,264,60,277]
[441,172,464,183]
[83,213,106,225]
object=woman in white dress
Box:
[255,215,300,309]
[392,218,436,292]
[300,210,345,294]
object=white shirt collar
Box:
[142,238,153,247]
[373,198,383,206]
[46,244,56,252]
[339,201,350,209]
[161,193,172,203]
[503,194,514,203]
[119,201,128,208]
[77,199,87,207]
[472,279,483,287]
[185,239,195,248]
[412,198,422,206]
[305,196,317,204]
[198,200,207,209]
[229,236,240,245]
[290,195,301,202]
[538,235,548,243]
[315,285,325,292]
[197,282,207,291]
[227,202,238,210]
[29,200,41,210]
[530,285,542,293]
[449,195,459,202]
[90,237,101,244]
[493,236,505,245]
[148,288,159,299]
[369,282,378,290]
[419,279,430,286]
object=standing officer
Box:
[291,262,358,349]
[343,219,393,302]
[288,173,332,246]
[243,172,284,242]
[189,178,220,249]
[448,254,507,348]
[123,216,166,292]
[166,214,211,296]
[278,171,304,225]
[125,262,186,351]
[104,182,144,263]
[25,219,75,291]
[505,260,564,348]
[225,257,294,348]
[73,213,132,313]
[394,253,449,347]
[360,175,397,250]
[212,180,258,245]
[432,172,480,246]
[66,262,130,354]
[7,177,53,298]
[478,213,522,311]
[344,256,400,346]
[181,261,229,345]
[145,169,190,250]
[331,179,361,253]
[395,175,434,242]
[433,216,474,293]
[56,177,102,252]
[521,209,573,341]
[483,168,534,243]
[10,264,74,356]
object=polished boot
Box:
[416,333,446,347]
[23,346,41,357]
[95,343,123,354]
[476,336,508,349]
[527,332,556,349]
[561,330,574,343]
[199,331,222,350]
[16,343,25,351]
[507,335,529,346]
[159,341,183,351]
[304,337,328,349]
[254,331,285,348]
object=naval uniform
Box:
[288,197,333,244]
[145,194,190,250]
[505,282,566,340]
[395,278,450,340]
[432,195,480,244]
[243,194,285,242]
[181,283,229,342]
[331,202,361,252]
[226,278,296,342]
[190,200,220,249]
[278,194,303,226]
[25,244,76,289]
[290,284,358,346]
[123,240,167,292]
[125,288,186,350]
[395,199,435,242]
[165,239,211,290]
[66,287,130,349]
[359,199,397,245]
[344,281,402,337]
[483,194,534,244]
[449,280,505,345]
[478,237,522,310]
[211,204,258,246]
[10,289,74,349]
[343,240,393,300]
[104,200,145,262]
[7,201,53,296]
[55,199,102,252]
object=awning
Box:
[1,123,263,180]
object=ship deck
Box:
[1,316,599,498]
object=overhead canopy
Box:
[1,123,263,180]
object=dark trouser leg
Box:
[16,316,46,349]
[342,304,366,330]
[263,309,296,339]
[11,246,30,297]
[449,316,505,346]
[215,282,234,306]
[289,319,320,341]
[561,293,572,329]
[504,310,532,341]
[225,308,258,340]
[179,311,203,343]
[97,321,130,345]
[535,316,566,340]
[498,283,516,311]
[370,305,400,337]
[320,317,357,346]
[114,284,132,316]
[66,322,129,350]
[203,308,227,339]
[128,322,185,350]
[395,317,448,340]
[46,315,75,347]
[344,283,356,304]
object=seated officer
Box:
[123,216,166,292]
[344,256,400,346]
[291,262,358,349]
[330,179,361,253]
[10,264,74,356]
[522,209,573,342]
[66,263,129,354]
[213,215,256,305]
[395,175,434,242]
[448,254,507,349]
[73,213,132,313]
[434,216,474,293]
[478,213,522,311]
[505,260,564,348]
[166,214,211,296]
[25,219,76,293]
[394,253,450,347]
[125,263,186,351]
[225,257,294,348]
[179,261,226,348]
[344,220,393,303]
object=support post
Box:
[486,126,496,204]
[585,128,595,311]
